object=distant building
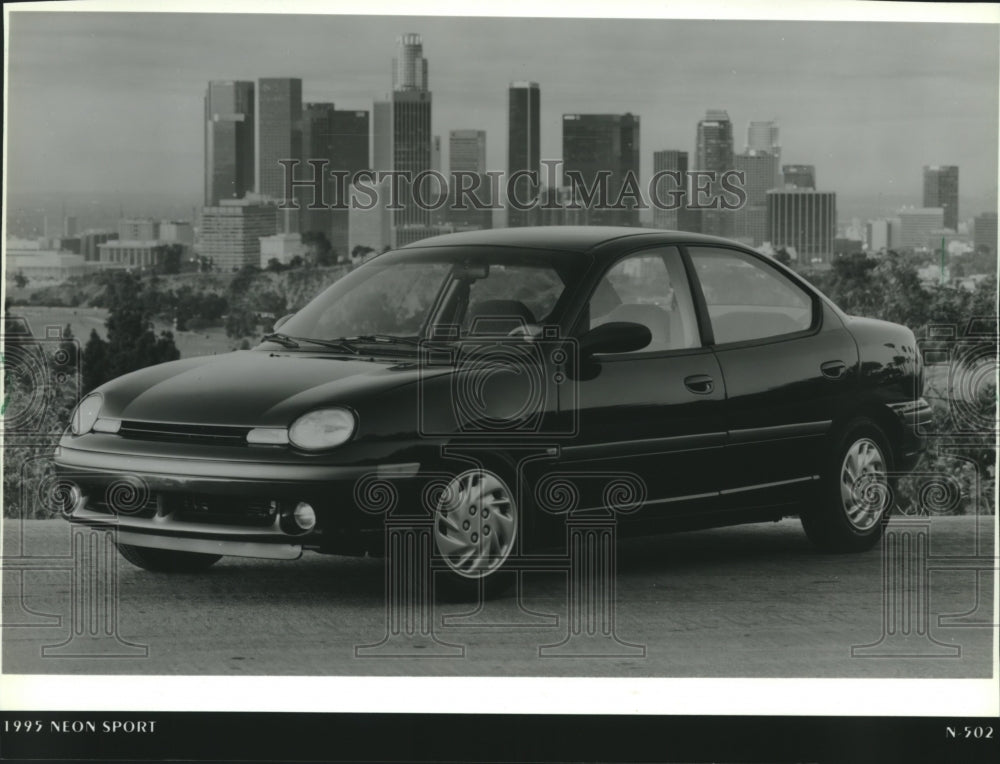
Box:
[897,207,945,249]
[98,240,171,269]
[301,103,370,254]
[118,218,160,241]
[159,221,195,245]
[923,165,959,231]
[63,215,78,237]
[257,77,303,233]
[539,186,591,227]
[695,109,734,237]
[259,233,304,267]
[508,81,541,228]
[348,177,392,255]
[204,80,255,205]
[734,151,779,245]
[973,211,997,254]
[651,150,699,233]
[371,34,435,245]
[563,113,641,227]
[448,129,491,230]
[198,200,278,271]
[766,188,836,261]
[745,120,781,187]
[79,229,118,262]
[866,219,892,252]
[782,164,815,190]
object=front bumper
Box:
[54,441,421,558]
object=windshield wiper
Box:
[261,332,359,354]
[344,334,421,347]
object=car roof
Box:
[398,226,750,255]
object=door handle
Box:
[684,374,715,395]
[820,360,847,380]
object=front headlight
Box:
[288,407,357,450]
[70,393,103,435]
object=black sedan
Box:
[56,227,931,595]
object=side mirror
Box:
[273,313,294,331]
[579,321,651,356]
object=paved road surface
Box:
[2,517,995,677]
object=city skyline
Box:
[6,13,998,223]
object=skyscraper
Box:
[767,188,836,261]
[507,81,540,227]
[302,103,369,253]
[695,110,734,236]
[563,113,640,227]
[198,199,278,272]
[389,34,432,241]
[734,151,779,246]
[449,130,491,230]
[204,80,255,206]
[923,165,959,231]
[652,150,697,232]
[782,164,816,189]
[256,78,303,201]
[746,120,781,188]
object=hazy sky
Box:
[5,10,999,217]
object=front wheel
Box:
[116,543,222,573]
[801,418,893,552]
[431,466,519,601]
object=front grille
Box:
[174,494,278,527]
[118,420,251,446]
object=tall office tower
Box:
[302,103,369,254]
[652,150,698,232]
[733,151,779,246]
[448,130,491,230]
[563,113,641,227]
[695,110,734,236]
[782,164,816,190]
[766,188,837,262]
[746,120,781,187]
[257,78,303,232]
[923,165,959,231]
[204,80,255,205]
[507,81,540,227]
[198,199,278,272]
[387,34,433,240]
[64,215,78,237]
[118,218,160,241]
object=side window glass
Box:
[587,247,700,352]
[688,246,813,344]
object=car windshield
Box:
[272,246,590,348]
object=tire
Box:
[430,463,520,601]
[116,543,222,573]
[801,417,893,553]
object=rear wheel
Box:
[116,544,222,573]
[431,466,519,601]
[801,418,893,552]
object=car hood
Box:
[96,350,444,427]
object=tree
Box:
[774,248,792,267]
[301,231,335,266]
[14,271,29,289]
[351,245,375,261]
[81,271,180,392]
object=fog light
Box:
[292,502,317,531]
